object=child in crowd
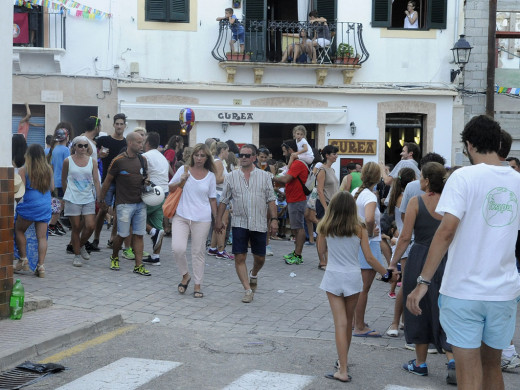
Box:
[216,8,245,54]
[287,125,314,168]
[317,191,391,382]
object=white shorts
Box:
[64,200,96,216]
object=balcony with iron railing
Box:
[212,20,369,85]
[13,8,66,73]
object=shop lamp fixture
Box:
[414,128,421,145]
[399,129,405,147]
[222,122,229,133]
[349,121,356,136]
[450,35,473,83]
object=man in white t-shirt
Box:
[142,132,172,266]
[406,115,520,389]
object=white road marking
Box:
[385,385,435,390]
[55,357,181,390]
[223,370,314,390]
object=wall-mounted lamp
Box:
[414,128,421,145]
[222,122,229,133]
[349,121,356,136]
[450,35,473,84]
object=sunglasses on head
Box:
[89,116,100,127]
[239,153,252,158]
[76,144,89,149]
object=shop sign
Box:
[328,139,377,155]
[217,112,254,121]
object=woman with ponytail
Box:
[351,162,386,337]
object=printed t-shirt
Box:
[436,163,520,301]
[108,153,147,206]
[285,160,308,203]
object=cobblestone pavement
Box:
[10,227,520,350]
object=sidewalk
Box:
[1,227,519,372]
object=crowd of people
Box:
[12,114,520,387]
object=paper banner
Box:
[14,0,112,20]
[495,85,520,96]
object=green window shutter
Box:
[316,0,336,23]
[372,0,390,27]
[244,0,266,22]
[146,0,167,21]
[170,0,189,22]
[428,0,447,29]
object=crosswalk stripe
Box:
[55,357,181,390]
[223,370,314,390]
[384,386,427,390]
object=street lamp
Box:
[450,35,473,83]
[349,121,356,136]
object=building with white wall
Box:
[12,0,466,173]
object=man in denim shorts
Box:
[216,145,278,303]
[406,115,520,389]
[99,132,150,276]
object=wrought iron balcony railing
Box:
[212,19,369,65]
[13,8,66,50]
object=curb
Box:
[0,312,123,371]
[23,293,53,313]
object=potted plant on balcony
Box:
[226,52,248,61]
[335,43,359,65]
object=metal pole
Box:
[486,0,497,118]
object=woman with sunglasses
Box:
[62,136,101,267]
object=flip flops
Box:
[177,277,191,294]
[325,373,352,383]
[352,330,381,338]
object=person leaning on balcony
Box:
[216,8,245,54]
[306,10,331,64]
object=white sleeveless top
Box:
[63,156,96,204]
[404,11,418,29]
[319,235,363,297]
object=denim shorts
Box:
[232,227,267,257]
[439,294,520,349]
[116,202,147,237]
[358,240,385,270]
[64,200,96,216]
[104,182,116,207]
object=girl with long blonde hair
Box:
[15,144,54,277]
[318,191,390,382]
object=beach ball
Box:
[179,108,195,132]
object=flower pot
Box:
[335,57,359,65]
[226,53,245,61]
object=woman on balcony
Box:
[306,10,331,64]
[280,29,314,64]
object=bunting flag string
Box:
[14,0,111,20]
[495,85,520,96]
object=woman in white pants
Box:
[169,143,217,298]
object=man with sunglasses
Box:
[273,139,309,265]
[215,145,278,303]
[83,116,101,161]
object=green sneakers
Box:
[283,251,295,260]
[122,248,135,260]
[284,253,303,265]
[133,264,151,276]
[110,256,120,270]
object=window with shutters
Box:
[372,0,447,30]
[145,0,189,23]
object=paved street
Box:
[5,228,520,389]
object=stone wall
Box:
[0,168,14,318]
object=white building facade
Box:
[12,0,467,173]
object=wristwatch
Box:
[416,275,431,286]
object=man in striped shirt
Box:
[216,144,278,303]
